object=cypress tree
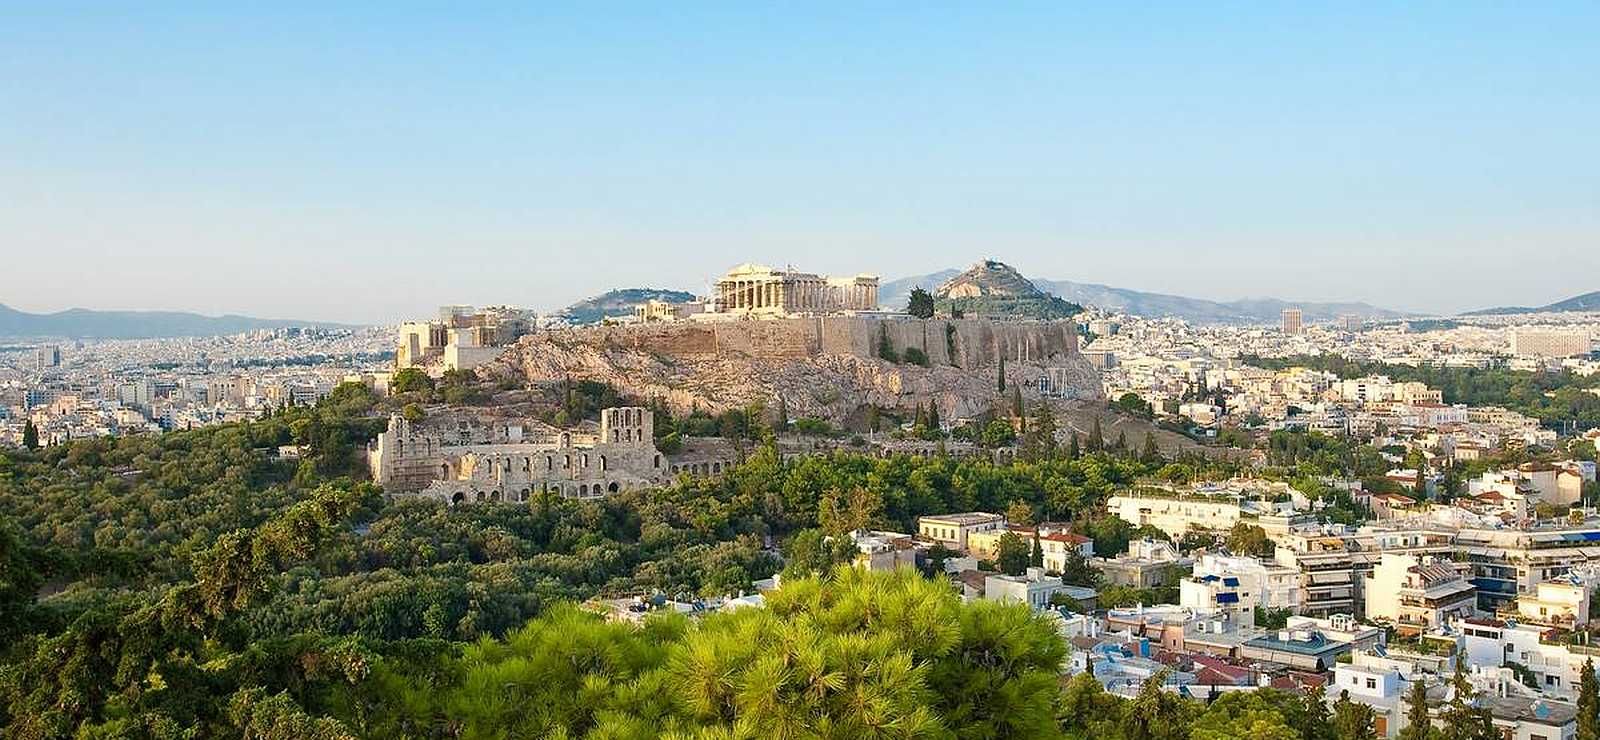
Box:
[1068,432,1081,460]
[1088,417,1104,453]
[1333,689,1378,740]
[997,355,1006,393]
[1303,684,1333,740]
[22,420,39,451]
[1578,659,1598,740]
[1142,431,1160,463]
[1397,678,1432,740]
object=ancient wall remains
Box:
[551,317,1079,369]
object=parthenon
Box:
[711,263,880,316]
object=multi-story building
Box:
[1454,525,1600,612]
[1282,308,1303,335]
[1511,328,1591,359]
[1507,578,1591,629]
[1098,538,1189,589]
[848,530,922,572]
[916,512,1006,552]
[1331,651,1421,737]
[1274,545,1383,618]
[984,568,1095,611]
[967,523,1094,573]
[1106,490,1248,537]
[1183,553,1304,617]
[1239,626,1353,672]
[1363,553,1477,633]
[1462,618,1596,701]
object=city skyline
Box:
[4,3,1598,323]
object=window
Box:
[1366,678,1376,690]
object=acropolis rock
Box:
[479,316,1100,424]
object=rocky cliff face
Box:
[479,317,1101,424]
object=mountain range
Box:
[1462,290,1600,316]
[0,303,357,340]
[881,268,1411,325]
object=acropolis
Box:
[709,263,880,317]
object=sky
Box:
[2,3,1597,324]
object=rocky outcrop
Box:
[934,260,1083,320]
[479,317,1100,423]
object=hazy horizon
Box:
[5,4,1597,324]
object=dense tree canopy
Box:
[0,385,1265,737]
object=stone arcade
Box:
[367,406,734,504]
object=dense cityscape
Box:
[6,257,1600,738]
[6,5,1599,739]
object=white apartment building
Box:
[1331,651,1421,737]
[985,568,1091,610]
[1512,578,1590,629]
[1462,619,1595,701]
[1363,553,1478,632]
[1180,553,1304,623]
[1106,492,1245,537]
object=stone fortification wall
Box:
[553,317,1079,368]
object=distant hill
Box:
[0,303,357,339]
[559,288,696,325]
[882,267,1408,325]
[932,260,1084,319]
[1464,290,1600,316]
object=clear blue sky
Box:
[3,3,1596,323]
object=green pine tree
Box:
[22,420,39,450]
[1029,531,1044,569]
[1141,431,1160,463]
